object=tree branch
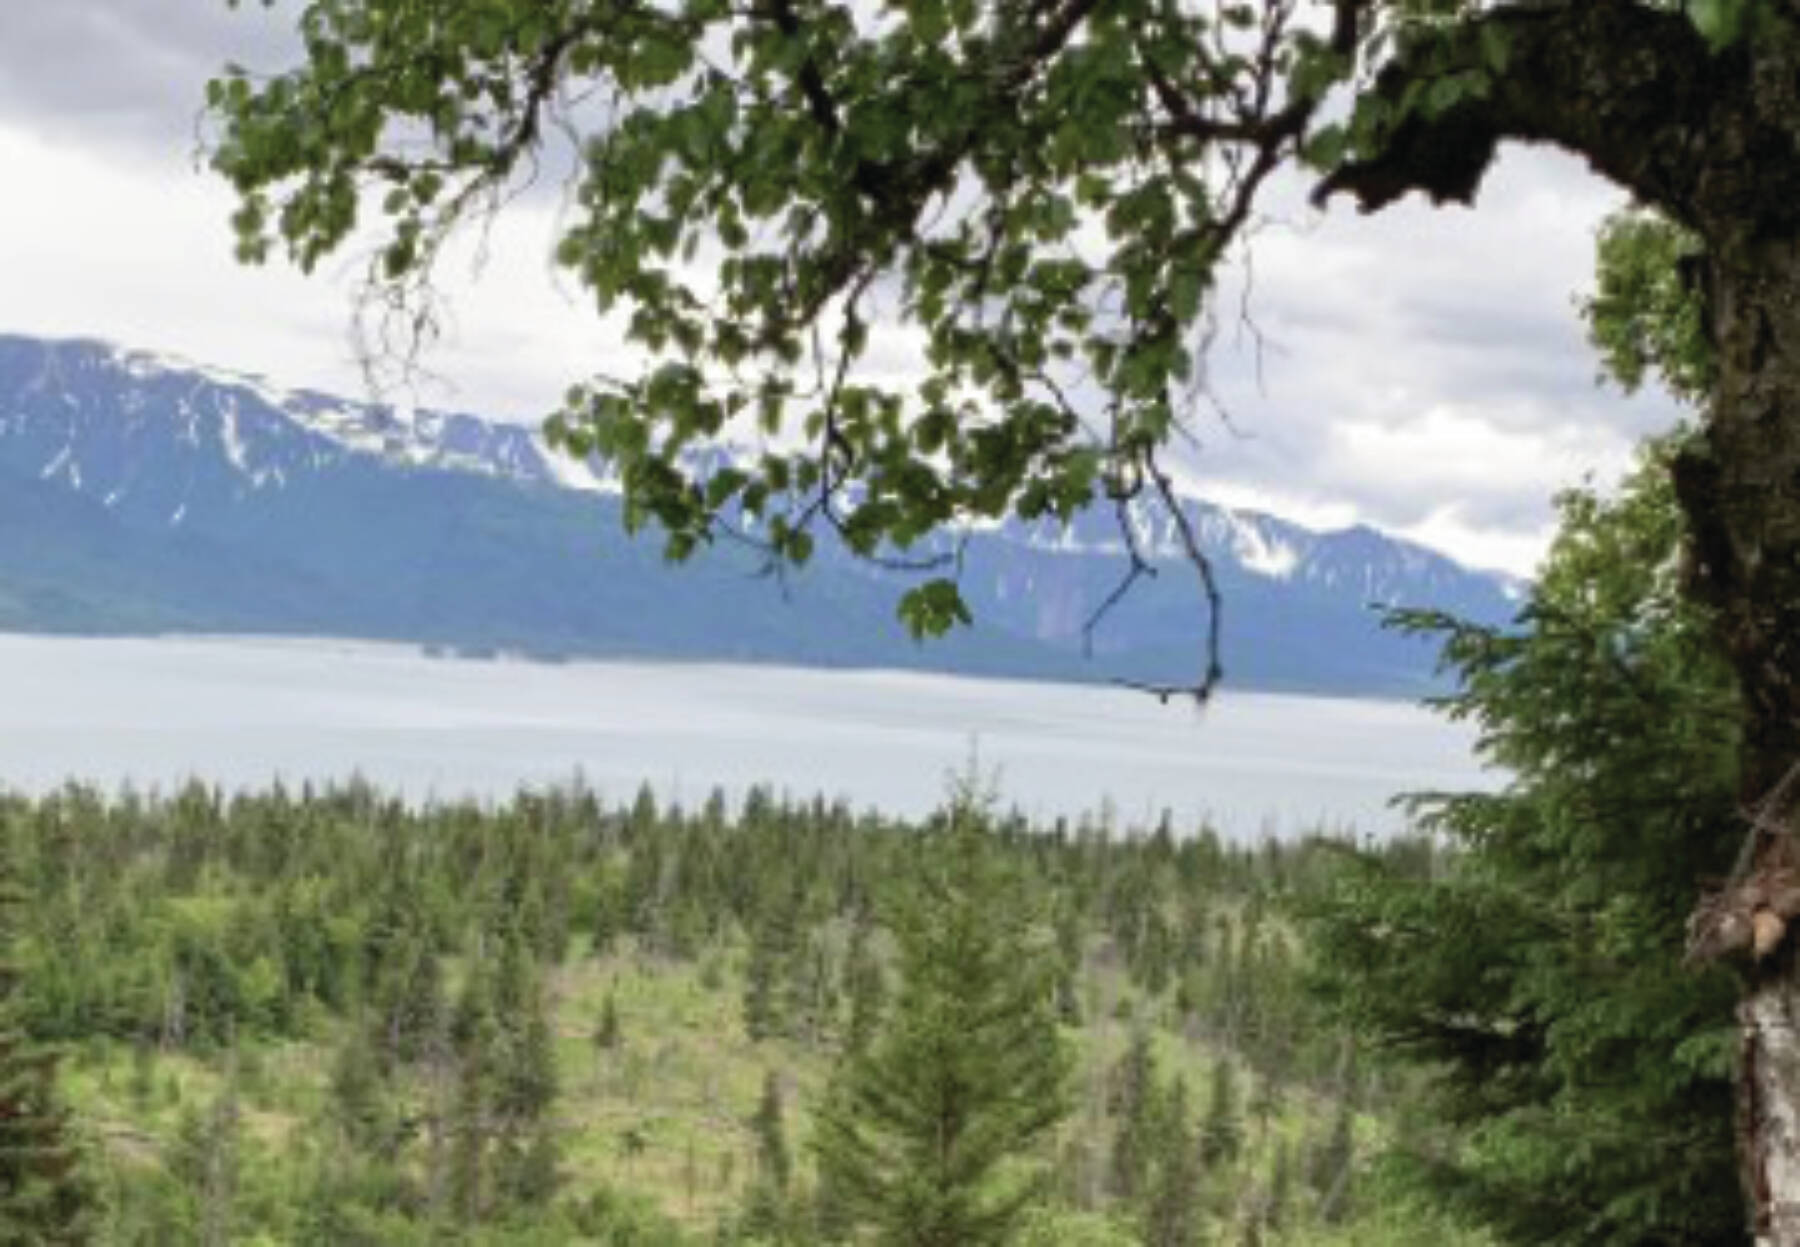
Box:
[1313,0,1742,231]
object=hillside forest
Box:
[0,772,1428,1247]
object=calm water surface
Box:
[0,633,1494,837]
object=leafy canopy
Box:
[208,0,1596,658]
[1584,210,1713,407]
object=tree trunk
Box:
[1680,239,1800,1244]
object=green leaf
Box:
[897,579,971,639]
[1301,122,1348,170]
[1688,0,1752,49]
[1479,23,1512,73]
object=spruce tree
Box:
[1141,1075,1201,1247]
[841,916,885,1054]
[327,1024,396,1155]
[812,789,1071,1246]
[0,867,89,1244]
[1199,1059,1241,1169]
[448,997,498,1225]
[743,900,795,1042]
[751,1070,791,1195]
[590,871,625,958]
[743,1070,795,1238]
[811,1075,858,1245]
[1305,440,1743,1244]
[1265,1140,1292,1235]
[1310,1099,1354,1226]
[170,1070,240,1247]
[593,989,622,1053]
[1105,1029,1155,1205]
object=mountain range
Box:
[0,333,1522,696]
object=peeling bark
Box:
[1746,987,1800,1246]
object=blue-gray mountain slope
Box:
[0,334,1521,695]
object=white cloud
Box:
[1324,403,1629,507]
[1396,508,1560,580]
[0,120,623,423]
[1159,145,1684,573]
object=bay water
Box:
[0,633,1493,838]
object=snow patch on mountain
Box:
[40,444,72,482]
[1224,512,1300,579]
[219,397,250,474]
[533,436,614,493]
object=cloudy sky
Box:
[0,2,1684,577]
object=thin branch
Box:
[1110,447,1224,705]
[1083,499,1158,658]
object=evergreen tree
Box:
[1136,908,1173,998]
[1105,1029,1156,1205]
[448,999,498,1225]
[812,789,1071,1246]
[368,920,444,1069]
[750,1070,791,1195]
[1247,1070,1284,1140]
[443,925,562,1222]
[0,866,89,1244]
[327,1022,396,1155]
[170,1069,240,1247]
[1199,1058,1242,1169]
[1305,440,1743,1244]
[594,989,622,1053]
[842,916,885,1054]
[494,993,558,1129]
[1265,1140,1292,1235]
[1309,1098,1355,1226]
[810,1075,858,1245]
[590,871,625,958]
[742,1070,795,1239]
[1052,905,1084,1028]
[1141,1075,1201,1247]
[743,900,796,1042]
[788,932,837,1046]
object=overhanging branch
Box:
[1314,0,1730,229]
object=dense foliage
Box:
[205,0,1784,664]
[0,773,1471,1244]
[1306,441,1746,1244]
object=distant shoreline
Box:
[0,625,1432,707]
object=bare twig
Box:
[1105,447,1224,705]
[1083,499,1158,659]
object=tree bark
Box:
[1688,236,1800,1245]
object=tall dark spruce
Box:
[0,862,89,1243]
[812,792,1071,1246]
